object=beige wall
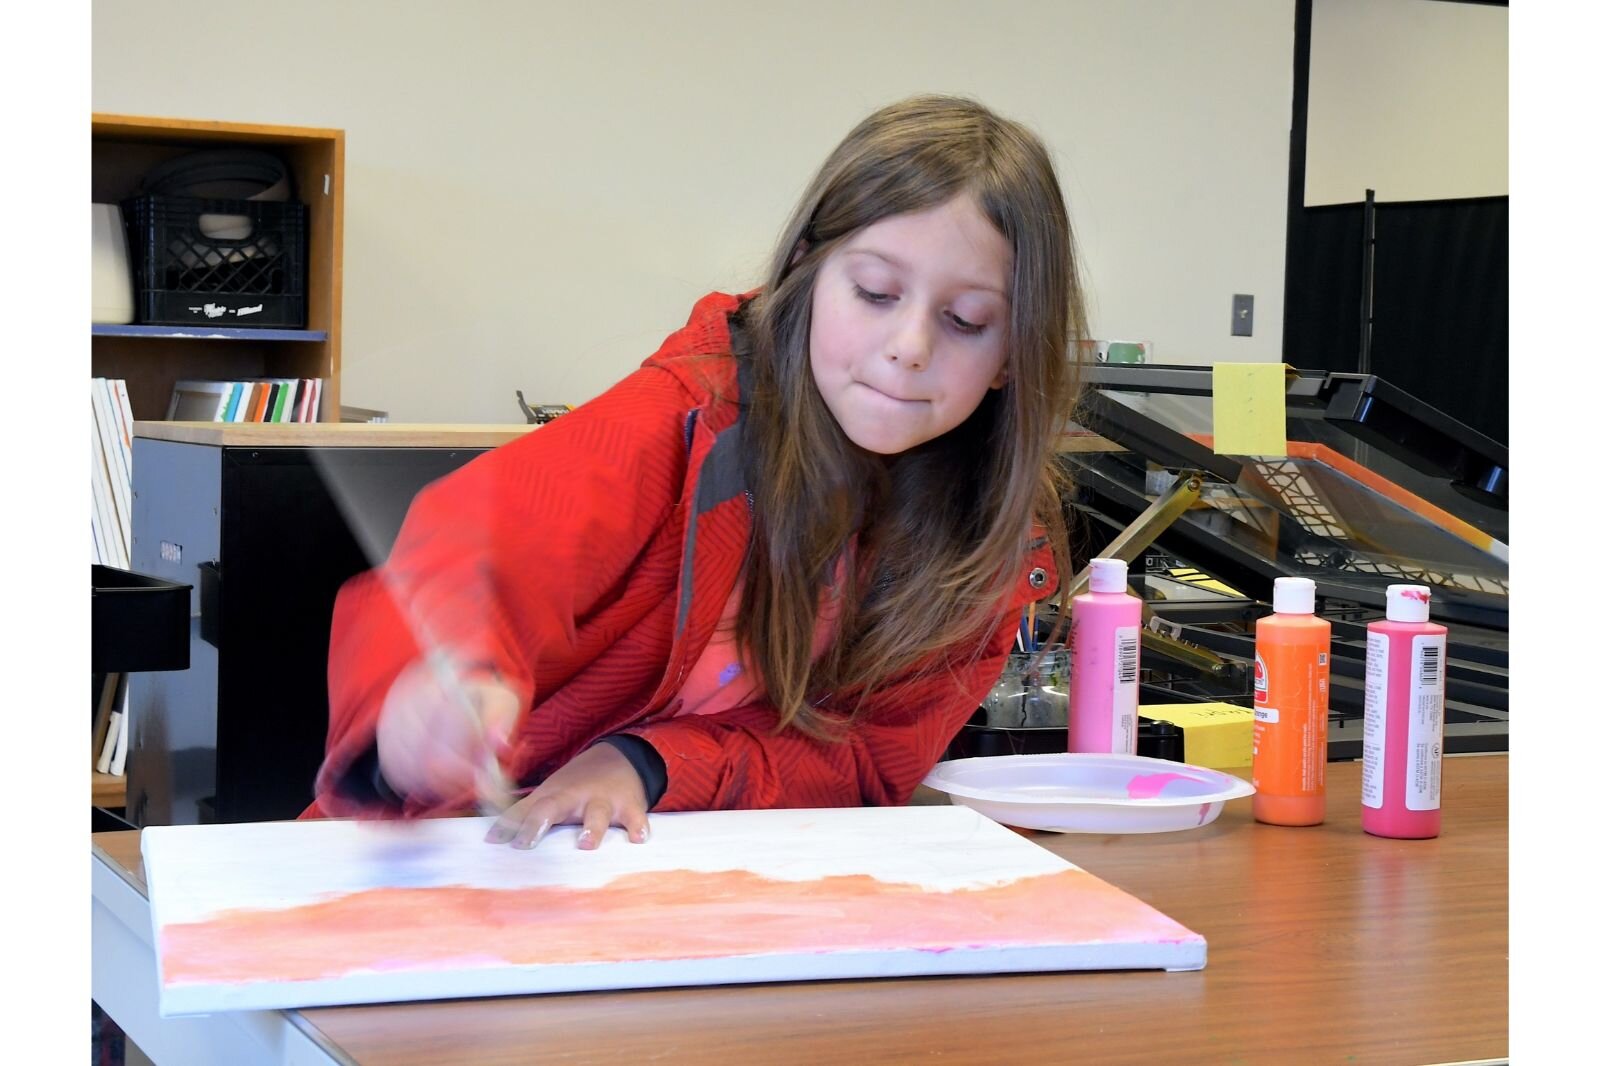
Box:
[1306,0,1508,206]
[94,0,1297,422]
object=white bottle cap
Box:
[1386,584,1432,623]
[1088,557,1128,594]
[1273,576,1316,614]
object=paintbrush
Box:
[424,649,517,818]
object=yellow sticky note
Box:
[1140,702,1255,770]
[1212,362,1288,457]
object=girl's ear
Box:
[988,363,1010,390]
[789,238,811,267]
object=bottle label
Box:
[1113,626,1139,754]
[1361,633,1389,808]
[1250,638,1329,797]
[1406,635,1446,811]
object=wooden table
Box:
[92,755,1507,1065]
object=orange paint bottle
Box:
[1251,577,1331,826]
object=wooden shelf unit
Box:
[91,115,345,811]
[93,771,127,809]
[91,114,345,421]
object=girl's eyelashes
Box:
[948,312,986,336]
[852,284,989,336]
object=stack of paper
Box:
[90,378,134,569]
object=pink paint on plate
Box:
[1125,772,1205,800]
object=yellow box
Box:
[1140,702,1255,770]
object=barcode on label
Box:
[1420,645,1441,688]
[1117,633,1139,684]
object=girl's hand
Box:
[375,655,522,805]
[483,743,650,850]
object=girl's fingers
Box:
[483,792,560,848]
[578,800,613,850]
[618,804,650,844]
[483,810,519,845]
[480,748,653,850]
[506,806,555,850]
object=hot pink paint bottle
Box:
[1067,558,1142,754]
[1361,584,1447,839]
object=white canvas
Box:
[142,805,1205,1016]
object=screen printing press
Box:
[953,364,1507,762]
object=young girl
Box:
[308,94,1088,850]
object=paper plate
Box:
[921,753,1255,834]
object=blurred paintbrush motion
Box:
[312,451,519,819]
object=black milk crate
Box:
[123,194,307,327]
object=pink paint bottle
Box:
[1361,584,1447,839]
[1067,558,1141,754]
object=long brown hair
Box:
[736,94,1087,737]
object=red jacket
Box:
[309,291,1057,819]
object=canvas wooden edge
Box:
[159,940,1206,1017]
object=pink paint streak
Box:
[1125,772,1205,800]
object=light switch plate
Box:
[1231,294,1254,337]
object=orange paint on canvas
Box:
[160,867,1196,986]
